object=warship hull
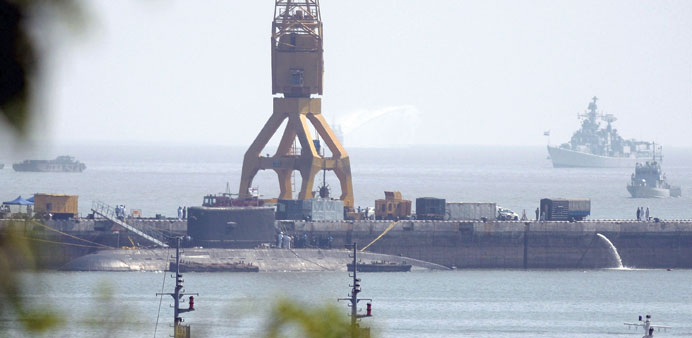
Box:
[13,163,85,172]
[547,146,641,168]
[627,185,681,198]
[627,185,670,198]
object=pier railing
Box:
[91,200,169,248]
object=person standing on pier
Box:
[645,207,650,221]
[637,207,641,221]
[277,231,283,248]
[182,206,187,219]
[535,207,540,221]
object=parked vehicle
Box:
[497,207,519,221]
[540,198,591,221]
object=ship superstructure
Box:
[548,97,653,168]
[627,147,681,198]
[13,155,86,172]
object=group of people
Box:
[276,232,292,249]
[636,206,651,221]
[275,231,333,249]
[114,205,127,220]
[177,206,187,220]
[356,206,374,220]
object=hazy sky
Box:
[7,0,692,148]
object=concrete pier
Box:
[285,219,692,269]
[4,217,692,270]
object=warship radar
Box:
[627,146,681,198]
[547,97,653,168]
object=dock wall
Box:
[0,218,186,268]
[3,217,692,269]
[285,219,692,269]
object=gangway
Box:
[91,200,169,248]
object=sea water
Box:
[1,144,691,219]
[4,269,692,337]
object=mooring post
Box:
[523,222,530,269]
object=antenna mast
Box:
[157,237,199,338]
[339,242,373,332]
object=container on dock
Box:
[276,200,305,220]
[33,193,78,219]
[276,198,344,221]
[446,202,496,221]
[415,197,446,220]
[540,198,591,221]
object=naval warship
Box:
[627,148,681,198]
[547,97,653,168]
[13,155,86,172]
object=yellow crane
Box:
[238,0,354,210]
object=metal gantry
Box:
[91,200,169,247]
[238,0,354,210]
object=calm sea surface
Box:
[2,145,692,337]
[4,270,692,337]
[1,144,691,219]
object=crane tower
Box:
[238,0,354,209]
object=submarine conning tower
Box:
[238,0,354,211]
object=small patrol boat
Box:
[347,260,412,272]
[627,145,681,198]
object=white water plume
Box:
[596,233,624,269]
[334,105,421,147]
